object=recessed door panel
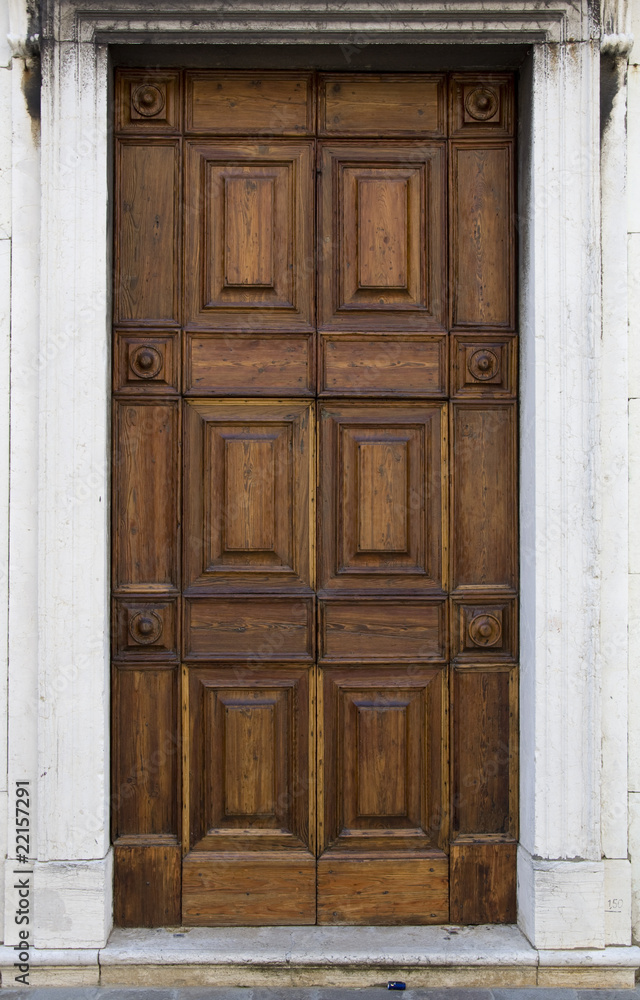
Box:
[183,400,314,592]
[185,141,314,330]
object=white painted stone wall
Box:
[628,0,640,947]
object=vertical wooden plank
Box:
[113,400,180,592]
[450,141,514,329]
[115,140,180,323]
[451,402,517,590]
[112,666,180,839]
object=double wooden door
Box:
[111,70,518,927]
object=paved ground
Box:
[0,988,638,999]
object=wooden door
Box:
[111,70,518,927]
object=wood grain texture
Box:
[114,845,181,927]
[182,852,316,925]
[451,666,514,836]
[185,332,315,396]
[186,72,315,134]
[113,400,180,592]
[319,666,446,853]
[450,142,514,329]
[319,402,445,591]
[317,855,449,924]
[184,140,314,330]
[186,665,313,853]
[183,399,313,592]
[184,596,315,661]
[319,74,445,137]
[451,403,517,590]
[450,841,517,924]
[318,142,446,331]
[112,666,180,839]
[319,599,446,662]
[115,141,179,323]
[319,334,446,397]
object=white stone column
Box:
[33,34,112,948]
[518,39,608,949]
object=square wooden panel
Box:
[450,335,517,398]
[185,664,313,853]
[319,598,446,662]
[318,142,446,331]
[186,72,315,134]
[184,596,315,661]
[318,74,445,136]
[113,598,178,661]
[319,334,447,397]
[184,141,314,331]
[319,665,446,853]
[183,400,314,592]
[184,332,315,396]
[114,331,180,394]
[115,70,181,133]
[319,402,445,591]
[449,74,514,138]
[452,596,517,662]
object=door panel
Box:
[184,141,314,330]
[183,400,314,592]
[319,403,445,592]
[318,142,446,331]
[112,69,518,928]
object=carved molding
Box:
[42,0,592,47]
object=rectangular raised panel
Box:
[112,667,180,838]
[184,400,313,592]
[224,177,274,287]
[319,666,445,852]
[224,436,276,552]
[357,704,408,817]
[320,600,445,661]
[182,853,315,925]
[451,142,514,329]
[223,698,276,817]
[450,841,517,924]
[317,856,449,925]
[358,178,408,288]
[185,333,314,396]
[319,74,445,136]
[452,666,515,836]
[318,143,445,331]
[319,402,444,591]
[357,441,408,553]
[114,845,181,927]
[319,334,446,396]
[184,597,314,660]
[186,72,315,135]
[185,141,313,330]
[115,141,179,323]
[186,665,312,853]
[452,403,516,589]
[113,401,179,592]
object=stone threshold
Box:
[0,926,639,989]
